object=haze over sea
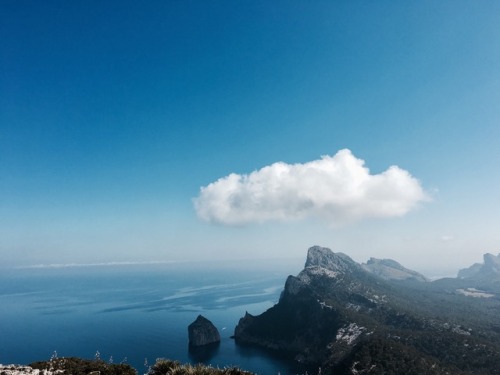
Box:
[0,259,305,374]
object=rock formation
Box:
[188,315,220,347]
[304,245,359,273]
[458,253,500,280]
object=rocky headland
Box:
[234,245,500,374]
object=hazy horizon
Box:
[2,1,499,274]
[5,249,487,280]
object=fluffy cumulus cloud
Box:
[193,149,428,226]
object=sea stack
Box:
[188,315,220,346]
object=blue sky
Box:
[1,1,500,275]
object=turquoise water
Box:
[0,260,304,374]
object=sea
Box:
[0,259,306,375]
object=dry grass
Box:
[148,359,255,375]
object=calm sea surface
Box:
[0,260,305,374]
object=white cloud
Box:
[193,149,428,226]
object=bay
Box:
[0,259,304,374]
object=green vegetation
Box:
[28,358,255,375]
[148,359,254,375]
[30,357,136,375]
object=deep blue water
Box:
[0,260,305,374]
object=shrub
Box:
[30,357,136,375]
[148,359,254,375]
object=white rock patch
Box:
[0,365,63,375]
[336,323,366,345]
[456,288,495,298]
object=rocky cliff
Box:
[234,246,500,374]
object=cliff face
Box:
[235,272,344,364]
[234,246,500,374]
[235,246,389,366]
